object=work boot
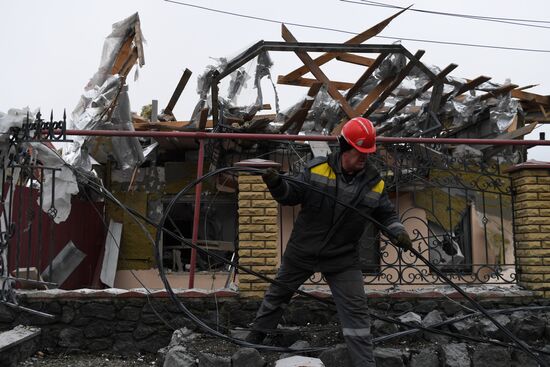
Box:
[245,330,266,345]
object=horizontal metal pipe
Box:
[65,129,550,146]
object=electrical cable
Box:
[73,164,550,361]
[343,0,550,29]
[103,164,549,361]
[164,0,550,53]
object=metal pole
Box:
[188,139,205,288]
[64,129,550,146]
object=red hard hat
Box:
[341,117,376,154]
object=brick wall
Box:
[508,162,550,297]
[237,174,279,298]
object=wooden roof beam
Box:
[281,24,358,119]
[442,75,491,102]
[382,63,458,120]
[279,7,409,83]
[362,50,426,118]
[279,82,323,134]
[346,52,389,101]
[277,76,354,90]
[335,53,375,67]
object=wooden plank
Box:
[335,53,375,67]
[100,220,122,288]
[383,63,458,120]
[134,19,145,67]
[279,82,323,133]
[281,24,358,119]
[164,69,193,114]
[479,84,518,102]
[198,107,209,131]
[363,50,426,118]
[111,35,134,75]
[277,76,354,90]
[346,52,389,100]
[279,7,409,83]
[511,89,550,106]
[119,47,139,78]
[352,77,394,117]
[442,75,491,101]
[0,326,41,352]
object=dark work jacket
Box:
[267,153,406,273]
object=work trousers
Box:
[251,260,375,367]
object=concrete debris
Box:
[439,343,470,367]
[275,356,324,367]
[398,311,422,326]
[230,348,265,367]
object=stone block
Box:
[251,184,268,191]
[410,348,439,367]
[238,183,251,191]
[472,344,511,367]
[239,224,265,233]
[239,258,265,266]
[265,208,278,215]
[238,175,264,184]
[232,347,265,367]
[238,216,251,224]
[238,208,265,216]
[265,224,279,232]
[238,199,251,208]
[374,348,405,367]
[250,249,278,257]
[253,200,278,208]
[239,233,251,241]
[251,216,277,224]
[251,233,278,240]
[239,241,266,249]
[439,343,470,367]
[238,192,265,200]
[319,344,353,367]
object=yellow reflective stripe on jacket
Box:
[372,179,384,194]
[310,162,336,180]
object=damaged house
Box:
[2,9,550,366]
[0,11,549,297]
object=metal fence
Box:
[210,137,517,286]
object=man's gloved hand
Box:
[262,168,281,187]
[395,232,413,252]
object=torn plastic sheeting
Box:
[95,84,144,170]
[190,50,277,126]
[490,94,520,132]
[64,75,122,171]
[374,52,407,80]
[86,12,142,91]
[29,143,79,224]
[309,85,343,133]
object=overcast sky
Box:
[1,0,549,159]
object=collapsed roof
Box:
[132,9,548,162]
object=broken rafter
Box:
[281,24,358,119]
[382,63,458,121]
[278,7,409,83]
[363,50,426,118]
[346,52,389,101]
[277,76,354,90]
[164,68,193,115]
[279,82,323,134]
[479,83,518,102]
[511,89,550,106]
[335,53,375,67]
[442,75,491,102]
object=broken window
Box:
[161,194,237,272]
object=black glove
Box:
[262,168,281,187]
[395,231,413,252]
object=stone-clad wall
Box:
[0,291,545,355]
[237,174,279,298]
[508,162,550,297]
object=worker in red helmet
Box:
[246,117,412,367]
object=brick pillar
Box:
[237,171,279,298]
[507,161,550,296]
